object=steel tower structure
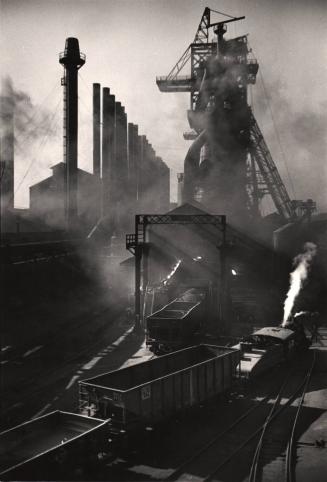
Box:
[157,8,298,223]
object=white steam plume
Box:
[282,242,317,326]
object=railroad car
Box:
[79,344,240,446]
[146,288,206,354]
[0,411,108,480]
[234,325,308,379]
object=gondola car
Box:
[79,344,240,449]
[146,288,206,354]
[0,411,108,480]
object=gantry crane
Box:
[156,7,300,222]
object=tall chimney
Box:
[102,87,110,216]
[59,37,85,230]
[93,83,101,177]
[102,88,115,218]
[128,123,137,203]
[0,87,14,215]
[116,104,128,189]
[138,135,146,211]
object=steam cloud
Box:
[282,242,317,325]
[1,76,59,142]
[1,76,61,207]
[254,78,327,212]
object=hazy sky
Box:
[1,0,326,211]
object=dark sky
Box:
[1,0,326,211]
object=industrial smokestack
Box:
[59,37,85,231]
[128,123,139,203]
[0,87,15,214]
[102,88,115,218]
[138,135,146,210]
[177,173,184,207]
[93,83,101,177]
[115,102,128,188]
[102,87,110,218]
[114,102,128,231]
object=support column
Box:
[134,214,142,331]
[219,215,228,332]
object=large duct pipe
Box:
[183,130,206,203]
[0,91,14,214]
[93,83,101,177]
[59,37,85,231]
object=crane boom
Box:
[165,7,211,81]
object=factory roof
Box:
[252,326,294,341]
[29,163,97,190]
[167,201,210,216]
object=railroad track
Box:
[249,351,316,482]
[166,352,315,482]
[1,310,137,429]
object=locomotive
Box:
[234,320,310,379]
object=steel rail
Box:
[248,369,295,482]
[165,395,271,481]
[166,367,295,481]
[1,305,128,427]
[285,351,316,482]
[230,352,316,482]
[203,377,308,482]
[249,352,313,482]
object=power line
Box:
[210,8,236,19]
[78,95,92,118]
[78,72,93,98]
[13,99,62,197]
[14,81,61,144]
[15,96,62,152]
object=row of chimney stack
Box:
[92,83,170,234]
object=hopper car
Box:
[146,288,206,354]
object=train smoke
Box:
[282,242,317,325]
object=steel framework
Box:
[156,7,298,221]
[126,214,227,326]
[249,112,296,221]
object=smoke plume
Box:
[282,242,317,325]
[1,76,59,142]
[253,78,327,212]
[1,76,61,207]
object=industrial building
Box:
[29,162,101,229]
